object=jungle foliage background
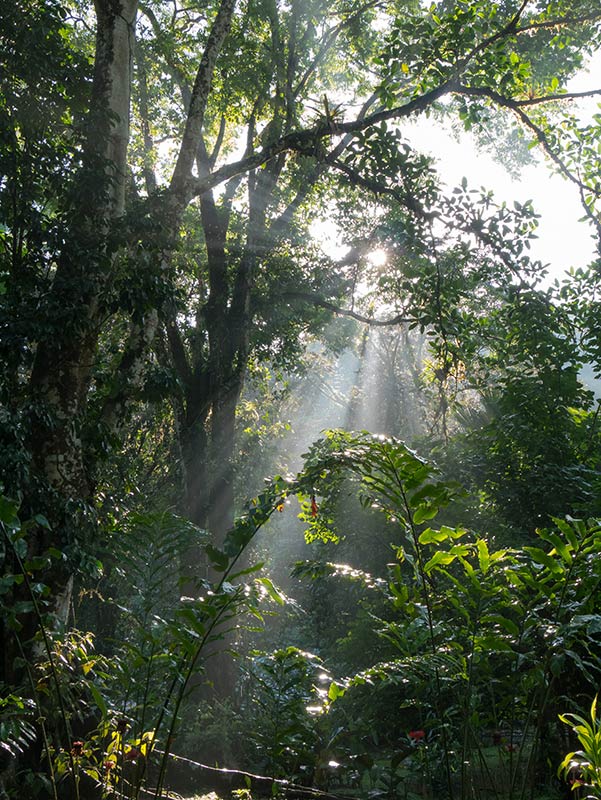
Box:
[2,0,601,797]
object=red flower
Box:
[311,495,318,517]
[103,760,114,772]
[71,740,84,757]
[409,729,425,742]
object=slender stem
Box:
[382,450,455,800]
[132,638,157,799]
[152,503,281,797]
[153,591,240,797]
[15,634,59,800]
[461,595,483,800]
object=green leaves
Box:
[205,543,229,572]
[256,576,286,606]
[300,438,601,793]
[245,647,327,778]
[297,430,462,549]
[559,695,601,797]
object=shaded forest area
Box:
[2,0,601,798]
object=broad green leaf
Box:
[424,551,456,572]
[257,577,286,605]
[523,547,563,575]
[205,545,229,572]
[476,539,490,574]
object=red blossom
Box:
[409,730,425,742]
[71,740,84,757]
[311,495,318,517]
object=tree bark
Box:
[181,400,211,530]
[28,0,138,501]
[91,0,138,217]
[207,384,240,544]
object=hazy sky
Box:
[405,53,601,283]
[406,119,597,284]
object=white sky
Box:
[312,53,601,283]
[404,52,601,283]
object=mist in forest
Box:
[246,326,430,602]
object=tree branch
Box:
[170,0,237,195]
[283,291,411,326]
[269,94,380,237]
[293,0,383,99]
[457,83,601,239]
[165,310,193,387]
[138,3,192,109]
[459,84,601,109]
[331,159,431,219]
[100,310,160,434]
[513,10,601,35]
[184,78,460,201]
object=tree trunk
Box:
[91,0,138,217]
[207,384,241,545]
[28,0,138,503]
[181,404,211,530]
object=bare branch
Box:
[283,291,411,326]
[459,84,601,108]
[209,115,227,169]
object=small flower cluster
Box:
[71,740,84,757]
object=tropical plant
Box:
[559,696,601,799]
[242,647,328,781]
[289,431,601,799]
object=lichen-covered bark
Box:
[92,0,138,215]
[29,0,138,500]
[170,0,237,199]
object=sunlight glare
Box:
[367,248,388,268]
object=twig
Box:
[152,749,361,800]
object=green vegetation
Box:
[1,0,601,798]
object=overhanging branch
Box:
[283,291,411,326]
[457,83,601,239]
[184,78,459,201]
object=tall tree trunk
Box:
[29,0,138,502]
[2,3,139,700]
[181,404,211,530]
[207,384,241,545]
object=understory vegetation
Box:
[2,0,601,798]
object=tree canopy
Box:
[1,0,601,796]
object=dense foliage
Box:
[1,0,601,797]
